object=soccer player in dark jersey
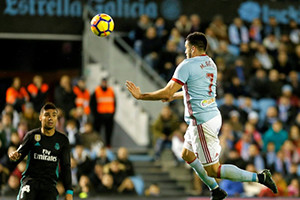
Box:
[9,102,73,200]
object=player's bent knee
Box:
[181,148,194,162]
[205,163,220,178]
[206,169,218,177]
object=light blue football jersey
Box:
[172,55,220,125]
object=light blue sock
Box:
[189,159,218,190]
[218,164,258,182]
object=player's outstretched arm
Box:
[126,80,182,101]
[162,91,184,102]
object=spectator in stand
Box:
[215,40,236,67]
[219,93,239,121]
[72,143,94,179]
[239,43,254,68]
[248,68,269,99]
[80,122,103,151]
[98,173,117,194]
[255,45,273,70]
[175,15,192,37]
[69,106,90,133]
[287,178,299,197]
[16,120,27,141]
[0,113,16,151]
[274,150,289,177]
[216,70,226,99]
[248,144,265,172]
[189,14,202,33]
[172,122,187,163]
[225,58,248,85]
[9,132,21,148]
[264,16,281,39]
[249,56,263,76]
[78,175,94,198]
[65,119,81,148]
[88,163,103,193]
[1,104,20,129]
[263,33,280,57]
[287,70,300,97]
[277,95,298,129]
[279,34,294,55]
[228,17,249,47]
[130,14,152,47]
[168,27,185,53]
[289,125,300,148]
[54,75,76,120]
[154,17,168,41]
[27,75,49,112]
[225,76,247,99]
[117,147,134,176]
[238,97,258,119]
[292,44,300,71]
[243,122,263,149]
[19,102,40,131]
[219,122,237,162]
[267,69,284,100]
[140,26,161,68]
[259,106,279,133]
[103,160,135,194]
[249,18,263,43]
[209,15,227,41]
[274,51,293,80]
[6,77,29,112]
[235,130,252,161]
[94,147,111,166]
[288,19,300,45]
[157,40,179,81]
[73,77,90,115]
[90,78,116,148]
[247,111,260,131]
[281,140,299,167]
[263,120,288,152]
[205,27,220,55]
[285,163,300,187]
[228,110,243,134]
[151,105,179,161]
[263,142,277,173]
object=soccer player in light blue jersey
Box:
[126,32,277,200]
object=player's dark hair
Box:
[186,32,207,51]
[40,102,58,114]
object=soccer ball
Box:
[90,13,114,37]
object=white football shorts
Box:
[183,113,222,166]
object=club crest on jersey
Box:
[34,134,41,142]
[54,143,60,150]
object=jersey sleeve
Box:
[172,61,189,85]
[60,136,73,195]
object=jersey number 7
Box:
[206,73,214,96]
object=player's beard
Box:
[44,122,55,130]
[44,125,54,130]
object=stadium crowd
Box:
[0,13,299,198]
